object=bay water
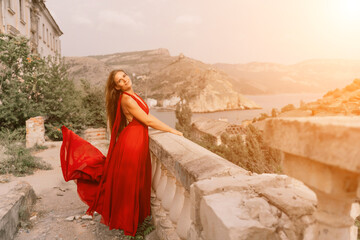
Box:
[149,93,324,128]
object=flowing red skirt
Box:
[60,120,152,236]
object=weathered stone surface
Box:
[149,129,248,192]
[264,116,360,173]
[81,215,93,220]
[65,216,74,221]
[260,186,316,218]
[84,128,107,141]
[0,181,36,240]
[264,117,360,239]
[26,116,45,148]
[190,173,316,239]
[200,192,278,240]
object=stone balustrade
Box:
[149,128,321,240]
[264,116,360,240]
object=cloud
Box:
[98,10,143,28]
[175,15,203,25]
[72,15,93,25]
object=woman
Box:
[60,69,183,239]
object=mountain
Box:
[214,59,360,94]
[64,49,260,113]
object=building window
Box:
[53,36,55,51]
[19,0,25,23]
[7,0,15,15]
[46,28,49,46]
[38,21,41,39]
[42,24,45,42]
[50,32,52,50]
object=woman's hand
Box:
[170,129,183,136]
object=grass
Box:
[0,128,52,177]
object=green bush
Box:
[0,128,51,176]
[174,94,281,174]
[191,126,282,174]
[0,33,106,140]
[175,91,192,138]
[0,34,85,139]
[0,144,52,176]
[80,79,106,128]
[281,104,296,113]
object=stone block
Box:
[25,116,45,148]
[149,129,248,192]
[0,181,36,240]
[200,191,277,240]
[263,116,360,174]
[84,128,107,141]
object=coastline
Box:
[150,106,263,113]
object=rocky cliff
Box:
[275,78,360,118]
[302,78,360,116]
[64,49,260,112]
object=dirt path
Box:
[0,141,158,240]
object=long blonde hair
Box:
[105,69,128,136]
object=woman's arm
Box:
[122,95,183,136]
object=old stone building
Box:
[0,0,63,58]
[191,117,246,145]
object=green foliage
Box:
[173,87,281,173]
[271,108,278,117]
[80,79,106,128]
[0,128,51,176]
[281,103,295,113]
[258,112,270,121]
[0,34,85,139]
[175,91,192,137]
[0,33,106,140]
[191,125,282,174]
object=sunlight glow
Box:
[334,0,360,25]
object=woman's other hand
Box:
[170,129,183,136]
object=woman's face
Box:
[114,71,132,91]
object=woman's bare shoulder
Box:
[121,94,136,107]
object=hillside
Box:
[64,49,260,112]
[301,78,360,116]
[214,59,360,94]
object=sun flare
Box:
[334,0,360,24]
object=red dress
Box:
[60,92,152,237]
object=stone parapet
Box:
[264,116,360,240]
[0,181,37,240]
[149,128,318,240]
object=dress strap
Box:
[122,92,148,109]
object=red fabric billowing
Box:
[60,92,152,237]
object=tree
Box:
[271,108,278,117]
[0,33,84,140]
[281,104,295,113]
[175,91,192,137]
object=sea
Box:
[149,93,325,128]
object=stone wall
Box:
[0,181,37,240]
[148,128,329,240]
[84,128,107,141]
[25,116,45,148]
[264,116,360,240]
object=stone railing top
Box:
[264,116,360,174]
[149,129,248,191]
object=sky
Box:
[46,0,360,65]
